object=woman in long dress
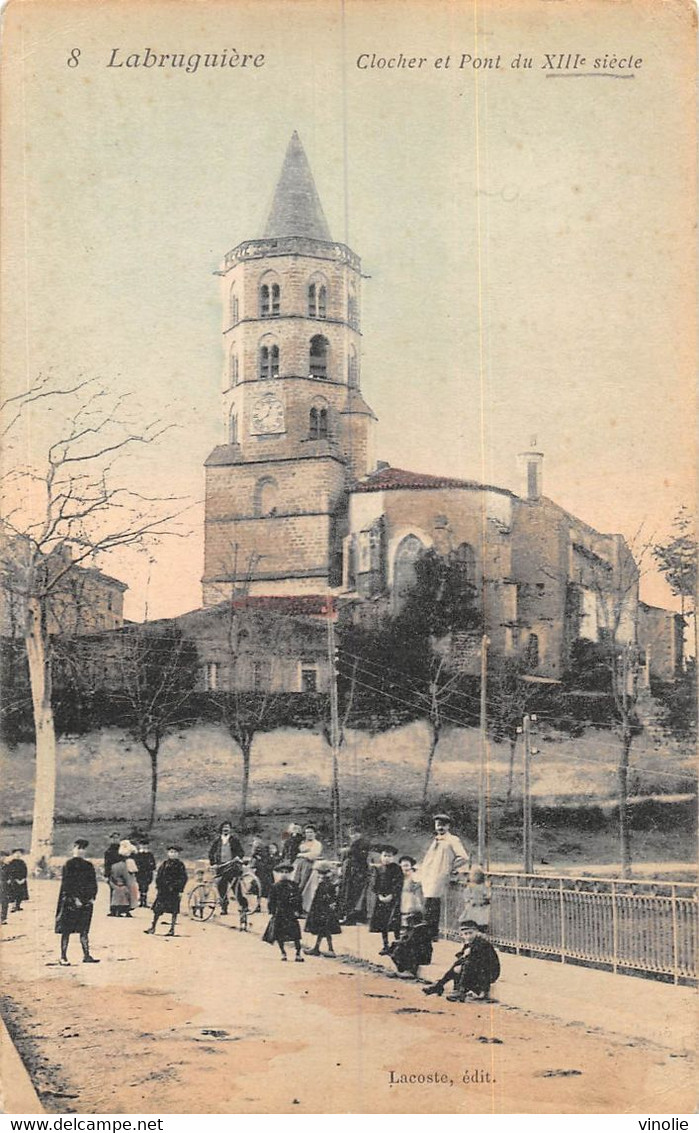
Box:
[292,824,322,911]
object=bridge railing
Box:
[443,872,697,984]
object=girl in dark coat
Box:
[55,839,100,965]
[388,913,433,977]
[6,849,29,912]
[423,920,501,1001]
[144,846,188,937]
[249,837,275,899]
[368,845,402,955]
[262,864,304,961]
[305,863,341,956]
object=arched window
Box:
[526,633,540,669]
[348,286,359,329]
[254,476,279,518]
[260,278,280,318]
[348,346,358,387]
[229,286,239,326]
[259,343,280,380]
[229,409,238,445]
[393,535,425,609]
[230,353,239,386]
[309,406,329,439]
[308,279,328,319]
[309,335,329,379]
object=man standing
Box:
[55,839,100,965]
[208,821,244,915]
[338,826,371,925]
[419,813,470,941]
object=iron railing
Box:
[443,872,697,984]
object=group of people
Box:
[0,848,29,925]
[50,811,501,1001]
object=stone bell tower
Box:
[202,131,376,605]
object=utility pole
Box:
[326,597,341,857]
[522,713,535,874]
[477,634,489,866]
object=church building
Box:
[201,133,675,683]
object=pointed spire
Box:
[263,131,333,242]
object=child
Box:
[133,839,156,907]
[368,844,402,955]
[144,846,188,937]
[460,865,490,931]
[387,856,432,977]
[423,919,501,1002]
[0,850,10,925]
[262,863,304,962]
[305,861,341,956]
[6,848,29,913]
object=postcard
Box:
[0,0,696,1118]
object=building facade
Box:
[201,133,683,685]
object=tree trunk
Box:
[25,596,57,870]
[618,723,633,879]
[145,739,160,830]
[240,737,252,823]
[505,735,517,812]
[421,724,440,810]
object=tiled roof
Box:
[351,466,514,497]
[263,132,332,242]
[231,594,334,616]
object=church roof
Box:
[351,466,515,497]
[263,131,333,242]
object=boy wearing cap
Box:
[305,862,341,956]
[133,839,157,907]
[55,839,100,965]
[420,813,470,941]
[368,845,402,955]
[423,919,501,1002]
[145,846,188,937]
[262,863,305,961]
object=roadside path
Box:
[0,880,695,1114]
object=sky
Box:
[1,0,695,622]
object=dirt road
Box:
[0,880,695,1114]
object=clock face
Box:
[250,395,285,435]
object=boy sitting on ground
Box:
[422,919,500,1002]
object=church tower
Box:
[202,132,376,604]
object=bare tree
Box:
[0,376,187,867]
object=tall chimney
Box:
[519,437,544,501]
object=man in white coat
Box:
[420,813,470,940]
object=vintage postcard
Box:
[0,0,696,1119]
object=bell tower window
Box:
[230,287,239,326]
[254,476,279,517]
[260,280,281,318]
[259,343,280,380]
[309,335,329,379]
[229,409,238,444]
[348,347,358,387]
[308,280,327,318]
[309,406,328,439]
